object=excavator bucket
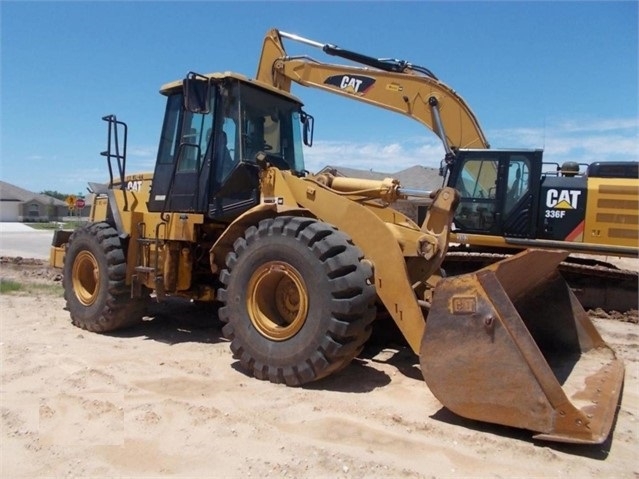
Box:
[421,249,624,444]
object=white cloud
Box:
[302,117,638,174]
[303,137,445,174]
[128,146,156,158]
[127,146,157,170]
[489,117,638,165]
[553,118,638,134]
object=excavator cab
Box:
[448,149,543,238]
[148,72,313,222]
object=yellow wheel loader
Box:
[51,48,623,444]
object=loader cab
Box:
[449,149,543,239]
[148,73,311,222]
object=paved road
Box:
[0,223,56,260]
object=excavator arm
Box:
[256,28,490,157]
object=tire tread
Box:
[218,216,376,386]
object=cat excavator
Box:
[50,29,625,445]
[256,29,639,312]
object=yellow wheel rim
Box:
[72,251,100,306]
[247,261,309,341]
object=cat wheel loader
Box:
[50,34,624,444]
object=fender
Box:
[209,203,312,274]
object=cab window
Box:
[454,158,498,232]
[157,94,182,165]
[177,109,215,172]
[505,156,531,214]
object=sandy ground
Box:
[1,259,638,478]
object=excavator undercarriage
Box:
[443,248,639,313]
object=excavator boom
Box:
[257,29,490,154]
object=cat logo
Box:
[324,74,376,95]
[546,189,582,209]
[545,189,582,218]
[126,180,143,192]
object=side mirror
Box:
[183,72,211,114]
[301,111,314,147]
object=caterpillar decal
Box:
[540,177,587,240]
[546,188,582,210]
[324,74,376,95]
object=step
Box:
[134,266,155,274]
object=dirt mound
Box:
[589,307,638,324]
[0,256,62,283]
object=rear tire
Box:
[63,222,146,332]
[218,216,376,386]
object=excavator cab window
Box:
[505,157,531,214]
[453,158,498,232]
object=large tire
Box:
[218,216,376,386]
[63,222,146,332]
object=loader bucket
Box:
[421,249,624,444]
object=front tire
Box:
[218,216,376,386]
[63,222,145,332]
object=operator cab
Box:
[148,72,313,222]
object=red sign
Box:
[75,198,86,209]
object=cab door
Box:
[450,151,501,235]
[500,152,541,237]
[148,92,215,213]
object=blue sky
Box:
[1,1,637,195]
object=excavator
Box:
[50,29,625,444]
[256,29,639,312]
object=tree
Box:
[40,190,67,201]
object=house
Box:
[317,164,445,224]
[0,181,90,222]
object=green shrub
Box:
[0,279,23,294]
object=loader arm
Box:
[256,28,490,154]
[215,166,461,354]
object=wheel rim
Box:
[72,251,100,306]
[247,261,309,341]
